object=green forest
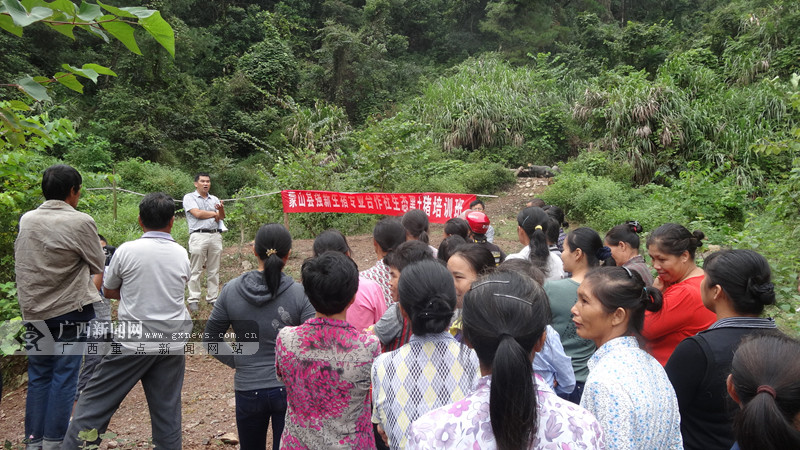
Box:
[1,0,799,338]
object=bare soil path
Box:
[0,178,549,448]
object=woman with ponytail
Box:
[402,209,438,257]
[204,223,315,449]
[544,227,610,403]
[665,250,779,450]
[604,220,653,286]
[574,266,682,449]
[727,334,800,450]
[506,207,563,280]
[408,271,604,449]
[372,260,479,449]
[362,218,407,306]
[644,223,716,365]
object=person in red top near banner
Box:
[643,223,716,366]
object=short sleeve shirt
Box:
[276,318,380,449]
[581,336,682,450]
[103,231,191,352]
[371,332,480,449]
[182,191,222,232]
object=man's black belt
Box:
[192,229,221,234]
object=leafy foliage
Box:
[0,0,174,101]
[114,159,193,201]
[411,54,576,165]
[2,0,800,344]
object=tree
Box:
[0,0,176,328]
[0,0,174,101]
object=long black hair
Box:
[450,243,496,277]
[312,228,351,256]
[444,217,470,239]
[462,271,551,450]
[730,333,800,450]
[516,207,551,275]
[401,209,430,244]
[254,223,292,297]
[566,227,611,267]
[438,235,467,263]
[646,223,705,259]
[605,220,644,251]
[373,217,407,257]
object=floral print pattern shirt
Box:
[360,259,394,307]
[581,336,683,450]
[276,317,381,449]
[406,373,606,449]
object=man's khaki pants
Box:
[188,232,222,303]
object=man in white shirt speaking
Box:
[182,172,225,312]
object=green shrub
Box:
[559,150,636,185]
[461,163,516,195]
[540,171,633,225]
[115,159,194,201]
[65,135,114,172]
[216,153,276,195]
[79,193,147,248]
[411,54,575,158]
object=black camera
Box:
[103,245,116,266]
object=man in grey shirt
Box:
[15,164,105,450]
[183,172,225,312]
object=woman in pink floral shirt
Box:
[276,251,381,449]
[407,271,605,449]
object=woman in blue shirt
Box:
[572,266,682,449]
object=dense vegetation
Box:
[1,0,799,337]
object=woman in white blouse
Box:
[505,206,564,280]
[572,266,683,450]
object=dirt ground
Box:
[0,177,548,448]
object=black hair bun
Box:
[626,220,643,234]
[596,246,612,261]
[747,279,775,303]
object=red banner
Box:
[281,190,476,223]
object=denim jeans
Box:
[235,387,287,450]
[25,307,93,446]
[557,380,586,405]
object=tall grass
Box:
[410,53,577,156]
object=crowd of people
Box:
[13,164,800,450]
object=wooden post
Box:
[283,212,289,231]
[112,167,117,222]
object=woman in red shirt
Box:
[643,223,716,365]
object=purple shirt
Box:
[407,374,606,449]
